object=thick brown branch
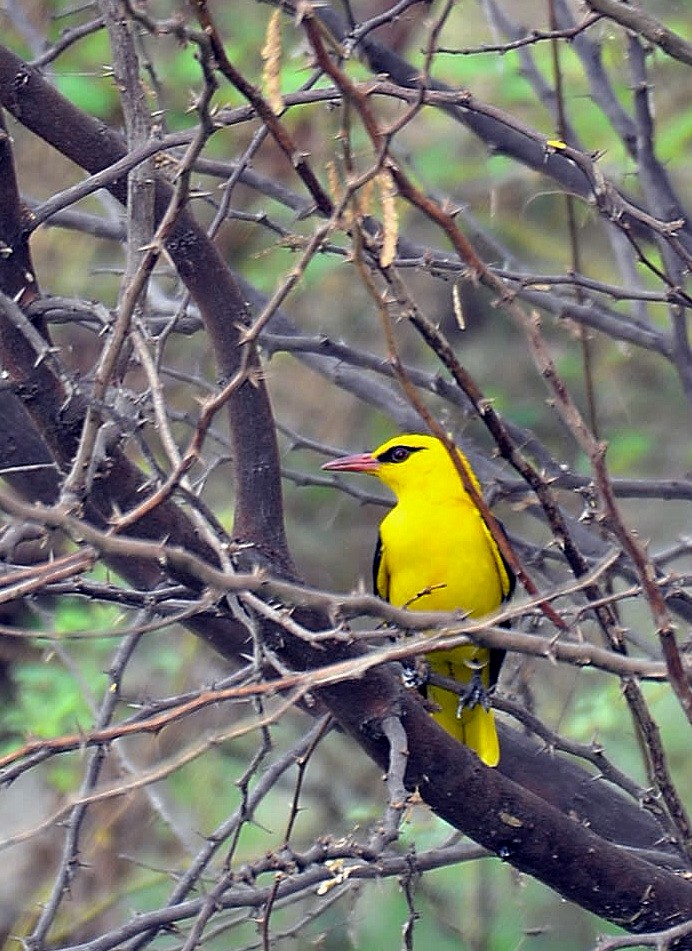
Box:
[584,0,692,67]
[0,42,289,567]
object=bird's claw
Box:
[455,667,492,717]
[401,658,428,690]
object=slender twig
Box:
[437,13,602,55]
[29,17,105,68]
[29,630,144,948]
[592,916,692,950]
[191,0,333,217]
[547,0,599,436]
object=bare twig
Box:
[584,0,692,67]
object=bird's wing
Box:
[373,532,390,600]
[481,516,516,602]
[479,517,515,691]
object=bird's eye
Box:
[377,444,425,464]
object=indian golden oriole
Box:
[322,434,515,766]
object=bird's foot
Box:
[401,658,429,691]
[456,667,492,716]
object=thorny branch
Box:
[298,0,692,859]
[0,1,690,948]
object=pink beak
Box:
[321,451,380,473]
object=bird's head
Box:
[321,433,481,501]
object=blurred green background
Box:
[0,1,690,948]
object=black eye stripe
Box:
[376,445,426,464]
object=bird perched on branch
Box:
[322,433,515,766]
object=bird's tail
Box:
[428,683,500,767]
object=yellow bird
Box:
[322,434,515,766]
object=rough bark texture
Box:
[0,36,690,946]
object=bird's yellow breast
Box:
[379,495,505,616]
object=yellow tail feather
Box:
[427,683,500,767]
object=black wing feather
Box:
[485,518,516,689]
[372,533,387,599]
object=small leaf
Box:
[326,161,343,205]
[377,170,398,268]
[452,282,466,330]
[359,177,375,217]
[261,9,283,114]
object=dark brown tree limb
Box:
[0,38,691,945]
[0,42,290,570]
[584,0,692,67]
[0,110,40,311]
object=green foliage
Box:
[51,25,118,117]
[53,595,122,640]
[54,71,117,118]
[606,430,653,473]
[3,659,92,741]
[654,101,692,162]
[0,596,119,789]
[570,677,624,740]
[1,1,689,946]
